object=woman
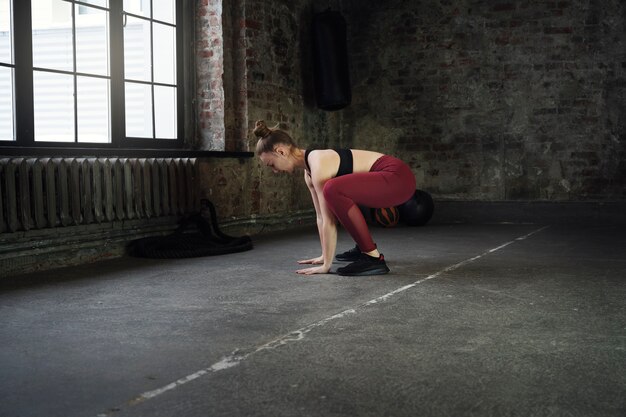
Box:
[253,120,416,276]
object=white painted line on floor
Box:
[366,225,550,305]
[119,308,360,411]
[99,225,549,416]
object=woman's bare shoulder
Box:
[307,149,340,165]
[307,149,340,184]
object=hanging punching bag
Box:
[312,9,351,111]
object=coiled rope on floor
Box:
[130,199,253,258]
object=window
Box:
[0,0,187,149]
[0,0,14,142]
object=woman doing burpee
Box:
[254,120,415,276]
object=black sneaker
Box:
[335,245,361,262]
[337,253,390,276]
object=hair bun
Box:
[253,120,272,138]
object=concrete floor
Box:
[0,222,625,417]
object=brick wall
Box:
[198,0,625,233]
[196,0,332,226]
[339,0,625,201]
[196,0,226,150]
[242,0,328,216]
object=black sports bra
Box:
[305,149,353,177]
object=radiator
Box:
[0,158,198,233]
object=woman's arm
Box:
[297,171,324,265]
[296,188,336,275]
[296,151,338,275]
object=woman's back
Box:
[351,149,385,173]
[307,149,385,178]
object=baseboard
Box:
[0,217,183,278]
[431,200,626,225]
[219,209,317,235]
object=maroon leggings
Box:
[322,155,416,253]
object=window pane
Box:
[125,82,152,138]
[77,76,110,143]
[0,66,13,140]
[154,85,176,139]
[80,0,108,7]
[34,71,75,142]
[153,22,175,84]
[124,0,150,18]
[153,0,174,24]
[75,5,109,76]
[124,15,151,82]
[0,0,11,64]
[32,0,73,72]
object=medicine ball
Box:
[372,207,400,228]
[398,190,434,226]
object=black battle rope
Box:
[131,199,253,259]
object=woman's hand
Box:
[297,255,324,265]
[296,265,331,275]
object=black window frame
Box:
[0,0,193,153]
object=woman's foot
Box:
[337,253,390,276]
[335,245,361,262]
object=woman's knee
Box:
[322,179,340,202]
